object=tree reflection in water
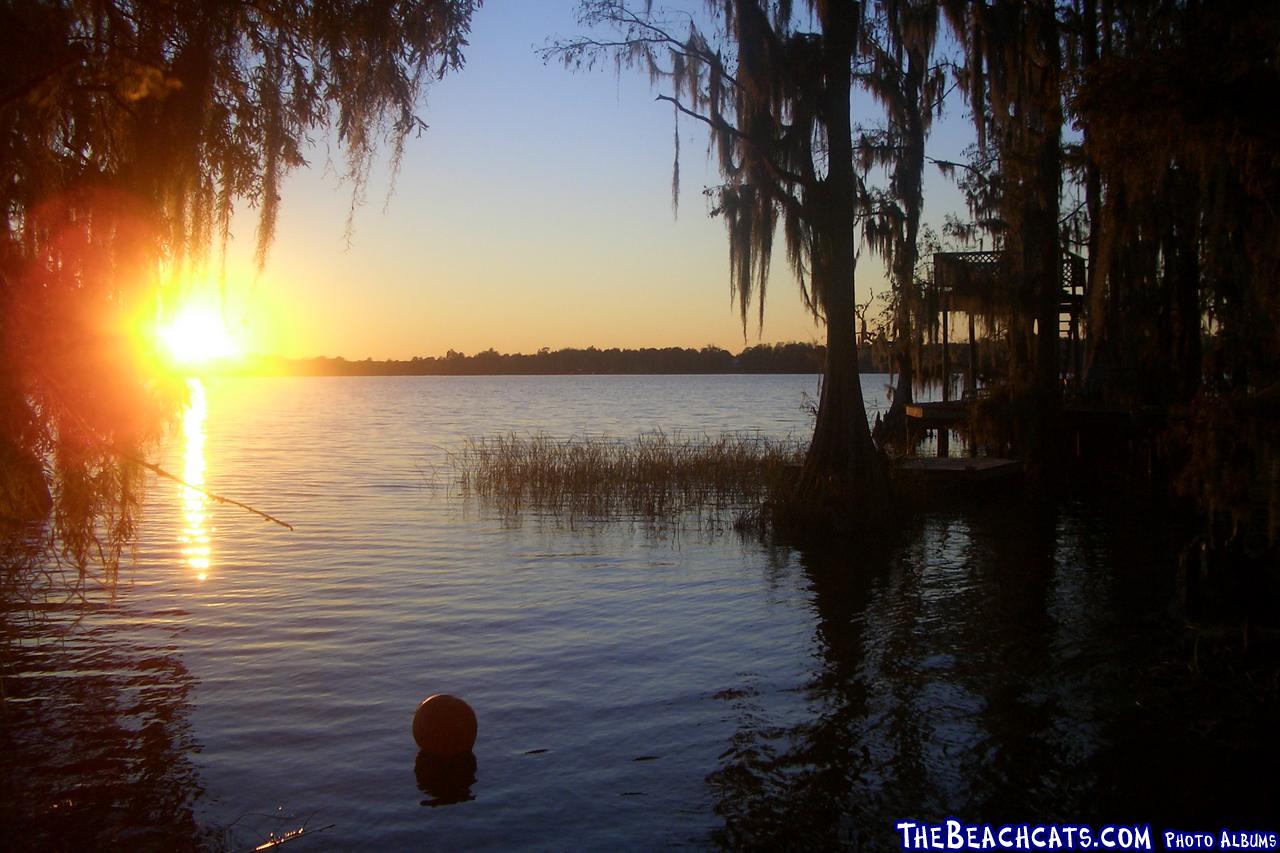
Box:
[0,602,203,851]
[709,498,1277,849]
[1,382,208,849]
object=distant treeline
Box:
[221,342,903,377]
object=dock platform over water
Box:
[892,456,1021,497]
[895,457,1020,482]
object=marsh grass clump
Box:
[451,432,805,528]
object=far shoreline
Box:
[192,341,969,378]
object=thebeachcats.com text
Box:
[895,820,1280,851]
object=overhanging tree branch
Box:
[654,93,808,208]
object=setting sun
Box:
[157,304,242,367]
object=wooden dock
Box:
[892,456,1021,497]
[895,457,1020,482]
[904,401,970,457]
[902,399,1167,459]
[904,401,968,427]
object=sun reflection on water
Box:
[181,378,211,581]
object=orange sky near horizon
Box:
[197,1,975,363]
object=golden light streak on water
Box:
[180,378,211,581]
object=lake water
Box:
[1,375,1274,850]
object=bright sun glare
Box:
[158,305,241,367]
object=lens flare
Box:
[158,304,241,367]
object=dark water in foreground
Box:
[1,376,1275,850]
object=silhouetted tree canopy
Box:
[553,0,893,522]
[1,0,478,588]
[858,0,945,429]
[554,0,1280,556]
[941,0,1066,471]
[927,0,1279,560]
[1065,0,1280,553]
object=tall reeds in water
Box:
[451,432,805,528]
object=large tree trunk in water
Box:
[877,261,916,453]
[1027,133,1063,479]
[1079,0,1102,400]
[1013,1,1063,480]
[881,345,914,442]
[792,5,890,529]
[877,249,917,452]
[795,270,891,529]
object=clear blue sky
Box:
[221,1,978,360]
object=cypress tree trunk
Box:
[1081,0,1102,397]
[880,237,917,450]
[880,50,927,450]
[1028,128,1063,476]
[1168,171,1202,403]
[1017,1,1064,478]
[796,251,891,526]
[793,4,890,526]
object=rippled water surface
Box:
[2,375,1274,850]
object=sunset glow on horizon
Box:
[119,3,977,366]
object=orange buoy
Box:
[412,694,477,755]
